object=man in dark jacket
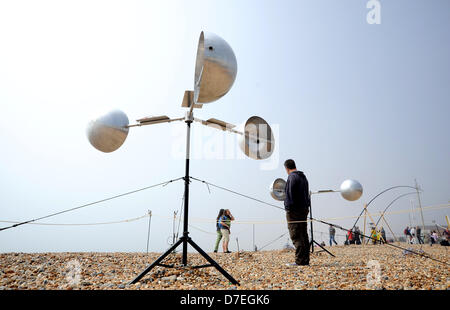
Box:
[284,159,310,266]
[416,226,424,244]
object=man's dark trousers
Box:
[286,209,310,265]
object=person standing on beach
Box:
[370,227,377,245]
[213,209,225,253]
[430,231,438,246]
[376,229,382,244]
[380,227,386,244]
[404,226,411,244]
[443,228,449,242]
[354,227,361,245]
[410,226,416,244]
[329,225,337,246]
[283,159,310,266]
[219,209,234,253]
[416,226,424,244]
[346,229,354,245]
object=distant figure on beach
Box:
[441,228,450,246]
[354,227,361,245]
[380,227,386,244]
[218,209,234,253]
[329,225,337,246]
[213,209,225,253]
[283,159,310,266]
[404,226,411,244]
[416,226,424,244]
[430,231,438,246]
[346,229,354,245]
[410,226,416,244]
[370,227,377,245]
[376,229,382,244]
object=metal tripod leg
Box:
[311,240,335,257]
[130,236,239,285]
[187,238,239,285]
[308,197,335,257]
[130,238,183,284]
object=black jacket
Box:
[284,171,310,212]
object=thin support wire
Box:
[0,177,183,232]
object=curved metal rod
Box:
[374,192,417,228]
[348,185,419,236]
[366,186,418,207]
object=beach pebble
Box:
[0,246,447,290]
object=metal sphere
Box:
[270,178,286,201]
[194,31,237,103]
[238,116,275,160]
[86,110,129,153]
[340,179,363,201]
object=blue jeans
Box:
[329,235,337,246]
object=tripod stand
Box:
[309,193,335,257]
[130,116,239,285]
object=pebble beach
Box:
[0,244,448,290]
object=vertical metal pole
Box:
[415,179,426,237]
[172,211,177,246]
[252,224,255,251]
[409,200,414,227]
[130,110,240,285]
[182,115,192,266]
[146,210,152,254]
[382,215,397,243]
[363,204,367,246]
[309,192,314,252]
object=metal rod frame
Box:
[146,210,152,254]
[374,192,417,229]
[130,117,239,285]
[345,185,419,243]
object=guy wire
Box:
[0,177,183,232]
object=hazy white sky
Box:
[0,0,449,252]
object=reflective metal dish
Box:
[86,110,129,153]
[238,116,275,160]
[270,178,286,201]
[194,31,237,103]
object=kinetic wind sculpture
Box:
[270,178,363,255]
[86,31,275,285]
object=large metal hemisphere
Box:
[86,110,129,153]
[194,31,238,103]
